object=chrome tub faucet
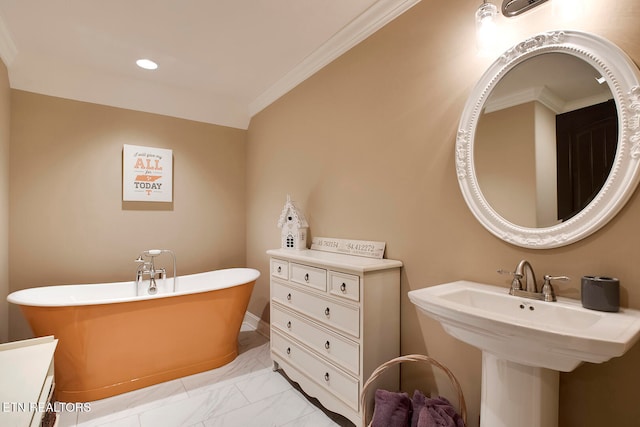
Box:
[134,249,177,295]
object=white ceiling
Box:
[0,0,420,129]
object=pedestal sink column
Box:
[481,352,559,427]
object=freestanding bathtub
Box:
[7,268,259,402]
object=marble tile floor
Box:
[56,324,354,427]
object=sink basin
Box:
[409,280,640,427]
[408,280,640,371]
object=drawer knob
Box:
[277,266,282,273]
[324,307,330,316]
[324,372,330,382]
[287,293,292,301]
[287,321,292,329]
[286,347,291,355]
[304,273,310,282]
[325,340,330,350]
[340,283,347,292]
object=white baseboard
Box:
[243,311,270,339]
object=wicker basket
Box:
[360,354,467,427]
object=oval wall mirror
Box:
[457,30,640,248]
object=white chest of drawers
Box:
[0,336,57,427]
[267,248,402,425]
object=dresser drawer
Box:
[271,330,359,411]
[329,272,360,302]
[271,258,289,280]
[272,303,360,375]
[272,282,360,338]
[291,263,327,291]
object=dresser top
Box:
[267,248,402,272]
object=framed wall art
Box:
[122,144,173,202]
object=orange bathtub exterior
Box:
[19,280,255,402]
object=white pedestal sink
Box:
[408,280,640,427]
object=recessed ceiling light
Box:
[136,59,158,70]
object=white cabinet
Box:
[0,336,58,427]
[267,249,402,425]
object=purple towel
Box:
[371,389,412,427]
[413,391,465,427]
[411,390,427,427]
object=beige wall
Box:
[246,1,640,426]
[0,59,9,343]
[9,90,247,340]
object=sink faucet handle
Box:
[497,268,519,277]
[497,269,523,291]
[544,275,570,282]
[541,275,570,302]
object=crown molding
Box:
[248,0,422,118]
[484,86,564,114]
[2,1,421,129]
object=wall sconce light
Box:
[502,0,549,17]
[476,1,498,53]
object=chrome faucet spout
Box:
[149,276,158,294]
[515,259,538,293]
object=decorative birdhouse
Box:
[277,195,309,250]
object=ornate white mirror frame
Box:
[457,30,640,249]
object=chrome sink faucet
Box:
[498,259,569,302]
